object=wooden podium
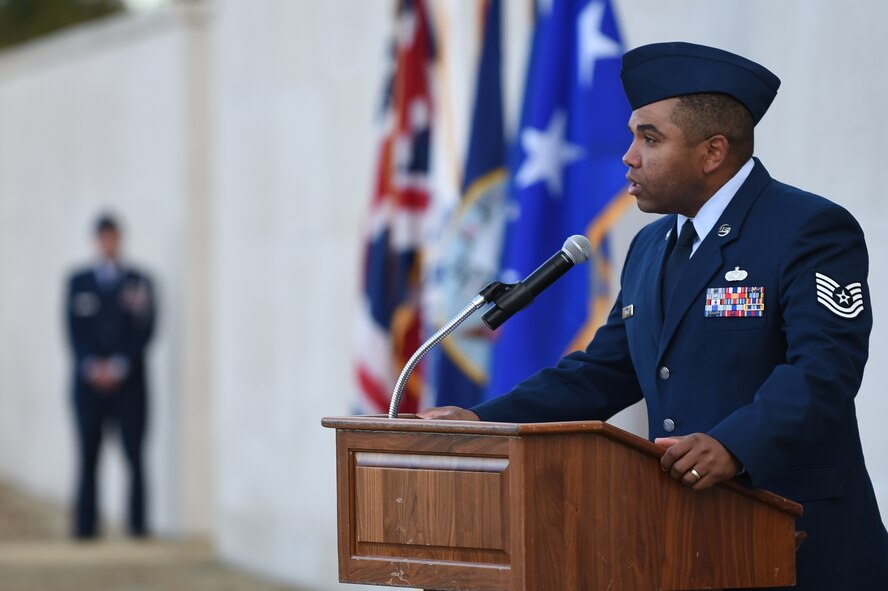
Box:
[322,416,802,590]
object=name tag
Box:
[705,286,764,317]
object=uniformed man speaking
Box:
[419,42,888,588]
[66,214,155,539]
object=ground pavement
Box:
[0,481,302,591]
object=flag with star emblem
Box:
[355,0,435,414]
[431,0,507,408]
[488,0,632,397]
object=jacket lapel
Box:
[652,219,675,328]
[657,159,772,360]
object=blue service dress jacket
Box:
[67,267,155,395]
[472,159,888,589]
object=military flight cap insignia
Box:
[815,272,864,318]
[717,224,731,237]
[725,266,748,281]
[622,304,635,319]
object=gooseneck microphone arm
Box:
[387,282,508,419]
[387,235,593,419]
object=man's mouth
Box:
[627,176,642,195]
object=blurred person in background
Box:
[65,213,155,539]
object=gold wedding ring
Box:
[690,468,702,482]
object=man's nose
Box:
[622,142,638,168]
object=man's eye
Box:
[644,135,657,144]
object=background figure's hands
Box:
[416,406,480,421]
[86,359,122,394]
[655,433,742,490]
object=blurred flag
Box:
[431,0,506,408]
[355,0,435,414]
[488,0,633,397]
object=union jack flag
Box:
[355,0,435,414]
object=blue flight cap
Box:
[620,42,781,125]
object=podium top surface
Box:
[322,414,613,435]
[322,415,802,517]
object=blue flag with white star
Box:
[487,0,632,398]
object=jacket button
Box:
[663,418,676,433]
[658,366,671,380]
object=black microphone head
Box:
[562,235,594,264]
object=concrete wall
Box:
[0,9,213,535]
[0,1,886,590]
[207,0,391,586]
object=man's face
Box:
[623,98,709,217]
[97,228,121,260]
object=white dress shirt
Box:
[677,158,754,257]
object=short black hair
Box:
[94,213,120,235]
[671,93,755,163]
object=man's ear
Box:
[702,135,730,174]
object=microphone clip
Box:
[478,281,534,330]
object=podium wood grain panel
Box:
[335,429,515,590]
[660,482,797,589]
[520,432,661,589]
[354,455,508,554]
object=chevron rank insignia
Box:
[705,286,764,317]
[815,272,864,318]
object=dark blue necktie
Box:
[661,219,697,311]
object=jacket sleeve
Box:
[472,292,644,423]
[707,203,871,485]
[471,236,645,423]
[66,274,95,371]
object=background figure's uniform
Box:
[66,264,154,537]
[473,160,888,589]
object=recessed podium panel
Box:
[353,449,511,559]
[333,427,516,590]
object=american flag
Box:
[355,0,435,414]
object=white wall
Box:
[0,1,886,590]
[0,8,211,535]
[208,1,394,587]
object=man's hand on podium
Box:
[416,406,480,421]
[655,433,743,490]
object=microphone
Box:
[482,235,594,330]
[387,234,593,418]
